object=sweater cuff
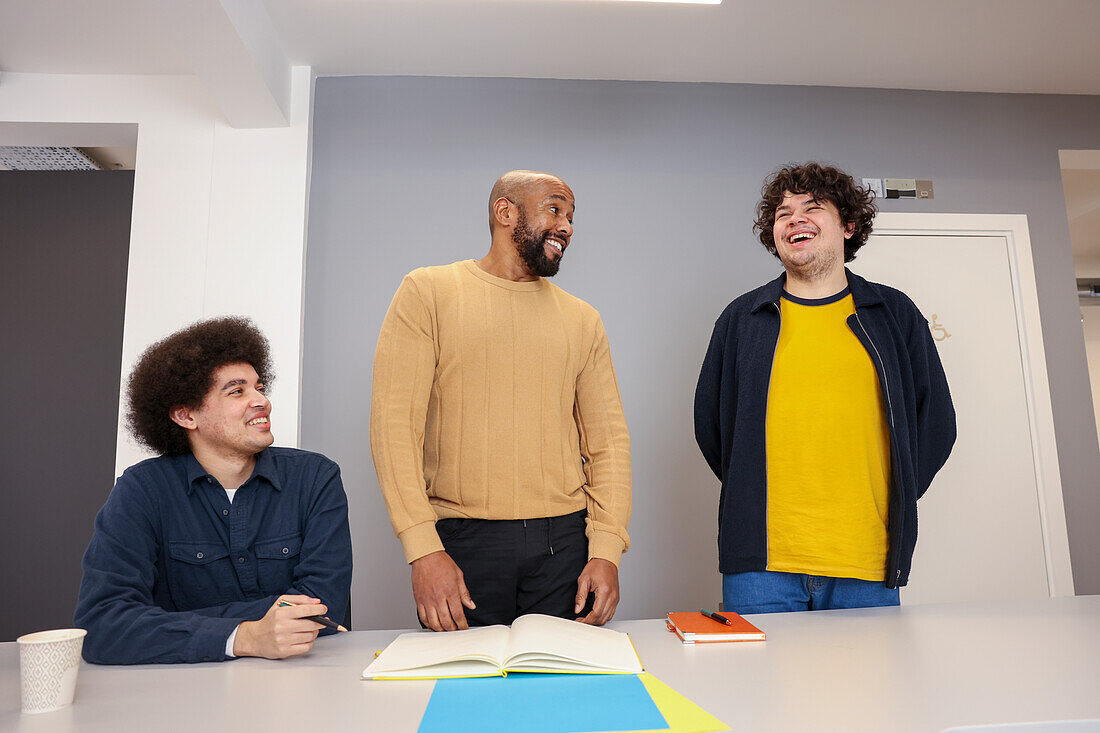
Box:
[399,521,445,563]
[190,616,243,663]
[587,531,625,567]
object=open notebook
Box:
[362,613,644,680]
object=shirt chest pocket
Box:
[166,541,234,610]
[254,533,302,594]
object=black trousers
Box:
[433,509,589,627]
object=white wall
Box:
[0,70,313,474]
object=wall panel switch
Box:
[885,178,917,199]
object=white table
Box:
[3,596,1098,732]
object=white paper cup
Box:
[16,628,87,714]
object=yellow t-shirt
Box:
[765,290,891,581]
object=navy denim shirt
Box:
[74,447,353,664]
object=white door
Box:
[850,215,1073,604]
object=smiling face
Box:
[172,362,274,461]
[511,177,575,277]
[771,191,854,280]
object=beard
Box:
[513,206,562,277]
[780,245,839,283]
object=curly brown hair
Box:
[753,162,877,263]
[126,316,273,455]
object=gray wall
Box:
[0,171,133,640]
[302,76,1100,630]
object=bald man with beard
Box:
[370,171,632,631]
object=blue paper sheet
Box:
[417,673,669,733]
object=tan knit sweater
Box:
[370,260,632,565]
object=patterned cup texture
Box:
[17,628,87,714]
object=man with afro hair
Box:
[695,163,956,615]
[75,316,352,664]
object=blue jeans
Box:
[722,570,899,614]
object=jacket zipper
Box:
[852,311,904,586]
[763,301,782,571]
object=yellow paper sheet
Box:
[589,672,729,733]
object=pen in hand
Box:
[277,600,349,632]
[700,608,733,626]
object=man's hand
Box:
[411,550,476,632]
[574,558,619,625]
[233,595,326,659]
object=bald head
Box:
[480,170,575,279]
[488,170,572,233]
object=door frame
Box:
[873,212,1074,597]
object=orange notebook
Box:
[666,611,766,644]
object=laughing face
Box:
[772,191,854,279]
[176,362,274,460]
[511,178,575,278]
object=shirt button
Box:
[196,552,204,559]
[222,509,229,516]
[206,477,212,483]
[238,556,246,563]
[282,547,289,554]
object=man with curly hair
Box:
[74,317,352,664]
[694,162,956,614]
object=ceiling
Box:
[1,0,1098,95]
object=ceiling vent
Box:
[0,146,103,171]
